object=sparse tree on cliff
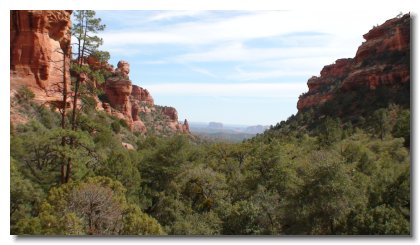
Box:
[71,10,106,130]
[60,10,106,183]
[47,43,72,183]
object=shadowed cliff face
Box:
[297,13,410,111]
[10,10,72,103]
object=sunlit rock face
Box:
[103,61,189,134]
[297,14,410,111]
[10,10,72,104]
[9,11,191,135]
[161,106,190,133]
[131,85,154,107]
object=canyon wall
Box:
[10,10,72,104]
[297,13,410,111]
[9,10,192,135]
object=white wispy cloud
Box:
[143,82,307,98]
[187,65,218,78]
[228,56,336,80]
[100,11,315,46]
[147,11,207,22]
[174,42,344,63]
[98,10,409,83]
[230,67,308,81]
[100,10,399,47]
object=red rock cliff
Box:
[10,10,72,104]
[103,60,189,134]
[161,106,190,133]
[104,60,141,131]
[132,85,154,106]
[297,13,410,111]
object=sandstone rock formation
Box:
[86,55,114,73]
[161,106,190,133]
[297,13,410,111]
[103,60,189,134]
[9,11,190,136]
[131,85,154,106]
[103,64,139,131]
[10,10,72,104]
[182,119,190,132]
[115,60,130,78]
[104,77,133,118]
[162,106,178,121]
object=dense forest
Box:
[10,11,410,235]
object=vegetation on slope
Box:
[10,86,410,234]
[10,11,410,235]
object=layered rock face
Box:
[297,13,410,111]
[10,10,72,104]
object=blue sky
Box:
[94,10,406,125]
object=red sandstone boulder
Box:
[115,60,130,78]
[132,120,147,133]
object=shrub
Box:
[16,86,35,103]
[111,121,121,133]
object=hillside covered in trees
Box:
[10,11,410,235]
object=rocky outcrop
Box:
[104,77,133,117]
[115,60,130,78]
[162,106,178,121]
[297,13,410,111]
[103,60,189,134]
[182,119,190,132]
[131,85,154,106]
[103,63,140,131]
[161,106,190,133]
[10,11,190,136]
[86,55,114,73]
[10,10,72,104]
[354,16,410,65]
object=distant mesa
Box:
[244,125,269,134]
[208,122,224,129]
